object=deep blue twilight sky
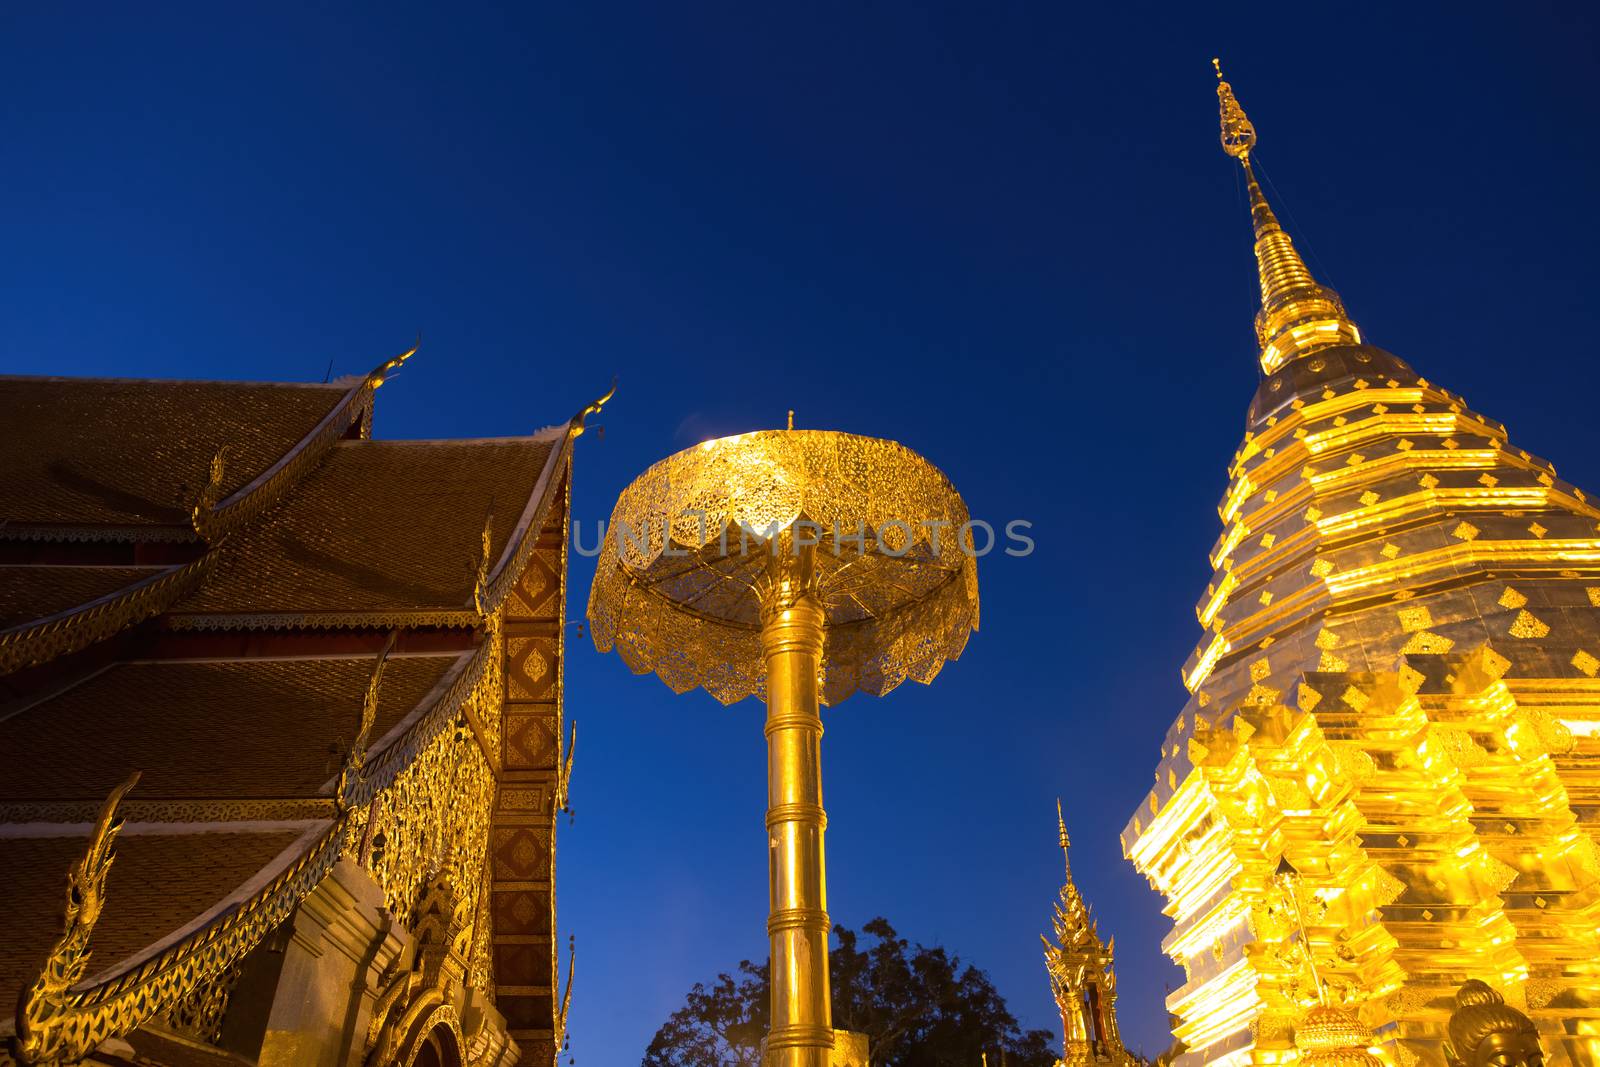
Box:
[7,3,1600,1061]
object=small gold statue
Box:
[1445,980,1545,1067]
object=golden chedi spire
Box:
[1214,60,1361,373]
[1121,58,1600,1067]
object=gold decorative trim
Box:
[165,609,482,632]
[8,631,495,1065]
[352,638,494,807]
[0,798,335,825]
[477,437,571,619]
[475,381,610,620]
[0,556,215,676]
[0,525,199,544]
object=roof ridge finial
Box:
[369,333,421,389]
[569,377,617,440]
[1210,61,1361,373]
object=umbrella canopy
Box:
[587,429,979,706]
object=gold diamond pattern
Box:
[1509,610,1551,639]
[1381,543,1401,559]
[1499,587,1528,610]
[1401,631,1455,654]
[1574,650,1600,677]
[1398,606,1433,632]
[1360,490,1380,506]
[1420,473,1440,489]
[1452,521,1480,541]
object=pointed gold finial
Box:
[1056,797,1070,851]
[1210,62,1360,372]
[787,409,795,431]
[1213,58,1257,161]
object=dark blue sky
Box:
[7,3,1599,1061]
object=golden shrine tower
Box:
[1045,803,1134,1067]
[1120,66,1600,1067]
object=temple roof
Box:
[0,355,596,1058]
[171,435,561,624]
[0,566,170,628]
[0,651,471,802]
[0,376,355,536]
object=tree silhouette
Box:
[644,918,1057,1067]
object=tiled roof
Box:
[0,653,467,801]
[0,830,304,1015]
[0,566,168,628]
[0,376,350,532]
[173,437,557,620]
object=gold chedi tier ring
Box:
[586,428,980,707]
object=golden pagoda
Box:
[1044,802,1134,1067]
[1120,65,1600,1067]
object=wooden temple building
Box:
[0,350,603,1067]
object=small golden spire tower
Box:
[1122,64,1600,1067]
[1045,801,1134,1067]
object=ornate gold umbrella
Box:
[588,427,979,1067]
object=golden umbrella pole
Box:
[588,428,981,1067]
[759,543,832,1065]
